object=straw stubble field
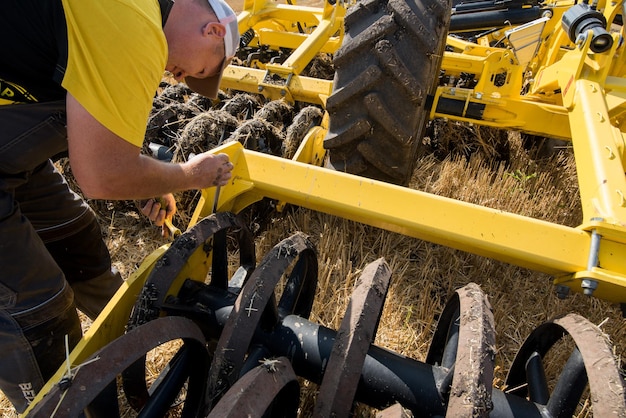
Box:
[2,76,625,416]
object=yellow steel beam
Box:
[220,65,333,105]
[194,142,626,304]
[277,1,344,74]
[440,51,488,77]
[569,79,626,224]
[431,86,571,139]
[254,30,340,55]
[543,30,626,224]
[237,1,343,77]
[239,3,328,28]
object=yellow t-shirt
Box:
[61,0,167,147]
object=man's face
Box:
[165,21,226,82]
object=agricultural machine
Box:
[21,0,626,416]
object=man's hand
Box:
[182,152,234,189]
[141,194,177,238]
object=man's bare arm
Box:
[66,92,232,200]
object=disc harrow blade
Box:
[205,232,317,408]
[26,317,208,418]
[123,212,254,411]
[29,222,626,418]
[129,212,255,328]
[505,313,626,417]
[206,356,299,418]
[314,258,392,417]
[426,283,496,417]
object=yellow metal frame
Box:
[193,141,626,304]
[220,0,344,104]
[22,0,626,414]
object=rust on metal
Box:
[506,313,626,417]
[425,282,496,418]
[447,283,496,418]
[375,403,414,418]
[207,357,299,417]
[205,232,317,407]
[129,212,255,327]
[313,258,392,418]
[26,317,207,418]
[123,212,254,410]
[552,314,626,416]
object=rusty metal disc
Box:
[313,258,392,417]
[123,212,254,411]
[505,313,626,417]
[129,212,255,328]
[26,316,209,418]
[206,357,299,418]
[375,403,414,418]
[205,232,317,409]
[425,282,496,417]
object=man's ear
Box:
[202,21,226,38]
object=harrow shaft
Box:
[167,281,558,417]
[262,318,554,416]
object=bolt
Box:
[555,285,570,299]
[581,279,598,296]
[58,376,72,391]
[258,85,264,92]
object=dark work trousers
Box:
[0,100,123,413]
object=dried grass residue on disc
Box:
[229,118,285,155]
[255,100,294,131]
[174,110,240,162]
[221,93,263,120]
[284,106,324,159]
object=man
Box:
[0,0,239,412]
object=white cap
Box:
[185,0,240,98]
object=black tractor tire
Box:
[324,0,452,185]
